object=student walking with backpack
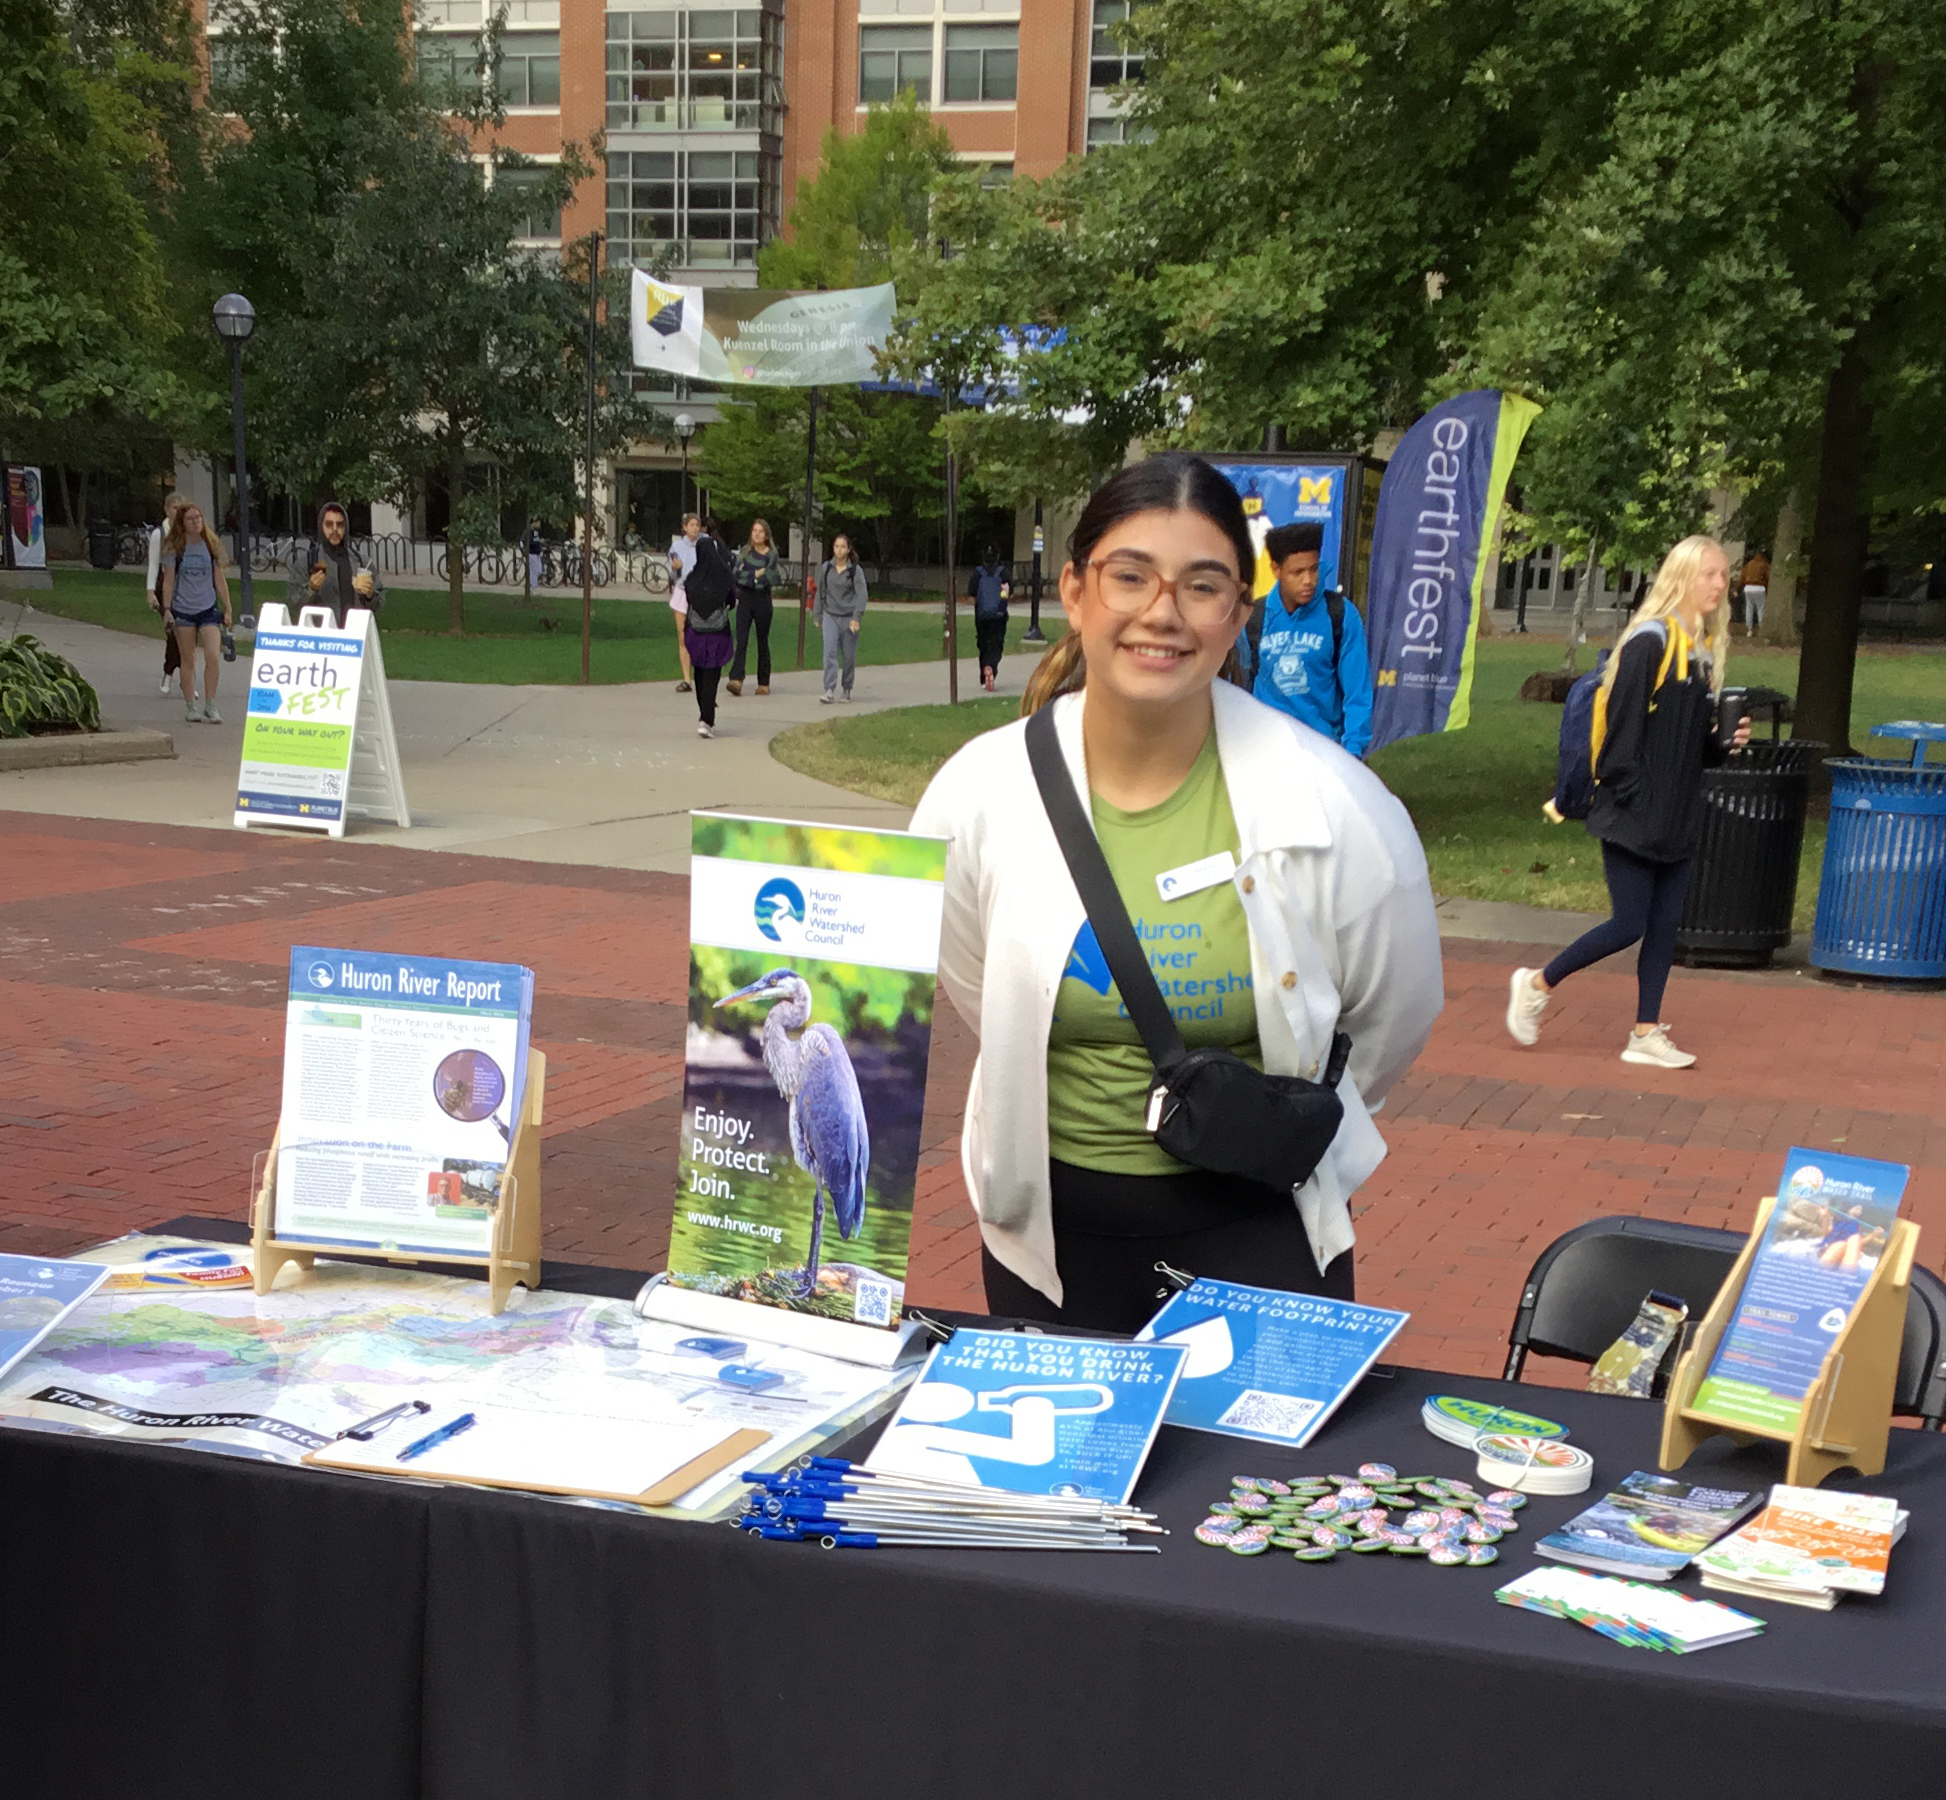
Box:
[146,492,187,694]
[157,502,234,724]
[1249,521,1372,756]
[815,534,868,703]
[681,520,738,736]
[969,547,1011,691]
[1508,535,1750,1069]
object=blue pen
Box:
[396,1412,477,1463]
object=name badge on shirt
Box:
[1156,850,1237,902]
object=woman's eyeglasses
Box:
[1086,557,1245,619]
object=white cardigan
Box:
[908,680,1444,1307]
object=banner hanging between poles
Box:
[1365,389,1539,752]
[630,273,895,386]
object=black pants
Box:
[730,589,772,684]
[980,1159,1355,1336]
[975,616,1006,676]
[693,664,721,726]
[1542,840,1692,1024]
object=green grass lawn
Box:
[19,569,1065,685]
[771,634,1946,928]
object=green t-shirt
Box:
[1046,732,1260,1175]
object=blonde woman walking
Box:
[1507,535,1750,1068]
[157,502,234,724]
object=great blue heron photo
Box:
[715,968,870,1295]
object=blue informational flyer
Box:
[275,947,536,1257]
[865,1330,1187,1505]
[1136,1277,1409,1447]
[1694,1148,1910,1434]
[0,1255,110,1382]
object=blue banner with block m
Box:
[1366,390,1537,752]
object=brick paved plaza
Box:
[2,809,1940,1385]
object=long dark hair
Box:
[1023,454,1253,715]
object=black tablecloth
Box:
[7,1229,1946,1799]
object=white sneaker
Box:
[183,698,200,722]
[1621,1025,1697,1069]
[202,700,222,723]
[159,673,173,694]
[1506,967,1549,1046]
[819,691,835,705]
[697,721,714,738]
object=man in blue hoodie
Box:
[1249,521,1373,756]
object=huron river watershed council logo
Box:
[753,877,806,943]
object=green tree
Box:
[698,95,955,572]
[0,0,190,473]
[305,115,656,631]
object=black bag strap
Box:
[1025,705,1188,1073]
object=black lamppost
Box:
[674,412,695,517]
[1023,496,1047,643]
[211,293,257,622]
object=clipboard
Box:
[305,1413,770,1508]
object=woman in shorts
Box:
[157,502,234,724]
[668,513,700,692]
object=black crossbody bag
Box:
[1026,705,1351,1197]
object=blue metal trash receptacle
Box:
[1811,723,1946,979]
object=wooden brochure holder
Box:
[250,1050,546,1316]
[1659,1194,1920,1487]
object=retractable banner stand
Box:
[630,273,895,386]
[234,603,410,836]
[1207,457,1359,604]
[5,466,46,568]
[1365,390,1539,752]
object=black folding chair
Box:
[1504,1214,1946,1427]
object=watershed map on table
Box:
[0,1236,908,1514]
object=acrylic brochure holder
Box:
[1659,1193,1920,1487]
[250,1049,545,1317]
[634,1275,926,1370]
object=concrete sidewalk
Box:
[1,603,1030,871]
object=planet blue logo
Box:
[1063,923,1114,996]
[307,961,335,990]
[754,877,806,943]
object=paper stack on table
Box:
[1534,1471,1761,1578]
[1695,1485,1907,1610]
[1496,1567,1765,1653]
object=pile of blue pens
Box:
[735,1457,1164,1552]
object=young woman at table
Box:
[1506,535,1750,1069]
[909,455,1443,1334]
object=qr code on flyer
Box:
[1216,1389,1322,1442]
[852,1277,893,1327]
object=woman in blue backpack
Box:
[969,547,1011,692]
[1507,536,1749,1068]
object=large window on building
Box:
[942,23,1015,101]
[497,30,559,105]
[498,165,562,241]
[1089,0,1143,89]
[418,32,486,99]
[857,2,1020,107]
[607,9,781,132]
[606,149,774,269]
[858,25,932,101]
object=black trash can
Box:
[1675,732,1824,968]
[86,518,118,570]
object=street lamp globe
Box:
[211,293,257,343]
[674,412,695,442]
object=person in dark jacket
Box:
[301,502,384,626]
[683,523,738,736]
[968,547,1010,691]
[727,518,780,696]
[1505,535,1749,1068]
